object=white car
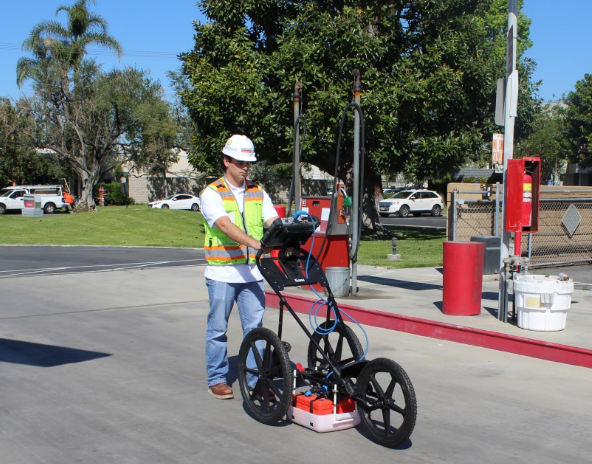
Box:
[148,194,201,211]
[378,189,444,217]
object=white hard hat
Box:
[222,134,256,162]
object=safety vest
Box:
[204,177,264,265]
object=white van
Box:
[0,185,67,214]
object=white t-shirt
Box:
[201,178,278,283]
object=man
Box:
[64,191,75,213]
[200,134,279,400]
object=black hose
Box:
[287,113,306,217]
[315,102,365,263]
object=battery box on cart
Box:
[288,394,360,433]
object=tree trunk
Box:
[76,165,99,209]
[337,160,383,233]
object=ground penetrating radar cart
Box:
[237,213,417,448]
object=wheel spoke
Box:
[388,401,406,417]
[369,373,386,398]
[262,342,273,369]
[382,407,391,435]
[249,340,264,368]
[385,378,397,398]
[334,333,344,360]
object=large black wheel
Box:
[307,321,364,371]
[43,202,56,214]
[191,203,200,212]
[398,205,410,218]
[238,327,293,425]
[0,203,6,215]
[356,358,417,448]
[431,204,442,217]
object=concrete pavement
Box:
[268,264,592,368]
[1,258,592,463]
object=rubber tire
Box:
[356,357,417,448]
[0,203,6,215]
[43,203,56,214]
[431,205,442,217]
[379,213,389,218]
[398,205,410,218]
[191,203,200,212]
[238,327,293,425]
[307,321,364,371]
[161,204,170,209]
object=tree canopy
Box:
[0,98,68,186]
[15,0,181,206]
[181,0,539,223]
[564,73,592,168]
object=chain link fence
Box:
[449,187,592,268]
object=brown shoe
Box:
[208,382,234,399]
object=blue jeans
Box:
[205,279,265,387]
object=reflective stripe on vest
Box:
[204,178,264,265]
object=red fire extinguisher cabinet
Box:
[505,157,541,233]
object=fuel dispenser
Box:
[289,70,364,297]
[504,157,541,256]
[299,185,351,292]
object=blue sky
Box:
[1,1,591,103]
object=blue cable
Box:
[293,212,369,359]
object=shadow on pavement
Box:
[357,275,441,291]
[0,338,111,367]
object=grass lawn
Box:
[0,205,445,268]
[358,229,445,269]
[0,205,204,248]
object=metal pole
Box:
[293,83,303,212]
[495,182,500,235]
[498,0,518,321]
[351,69,361,297]
[451,189,458,241]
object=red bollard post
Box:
[442,241,485,316]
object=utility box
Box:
[22,194,44,218]
[470,235,501,275]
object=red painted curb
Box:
[265,291,592,369]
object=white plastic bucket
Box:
[325,267,350,297]
[514,274,574,331]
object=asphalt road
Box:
[0,246,205,277]
[379,214,446,229]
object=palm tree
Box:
[17,0,122,89]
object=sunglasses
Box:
[229,159,252,168]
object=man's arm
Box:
[213,215,263,250]
[264,216,279,228]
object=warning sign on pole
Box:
[492,133,504,172]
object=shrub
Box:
[95,182,135,206]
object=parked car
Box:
[0,185,67,214]
[148,194,201,211]
[378,189,443,217]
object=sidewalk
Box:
[265,264,592,369]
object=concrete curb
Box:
[265,291,592,369]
